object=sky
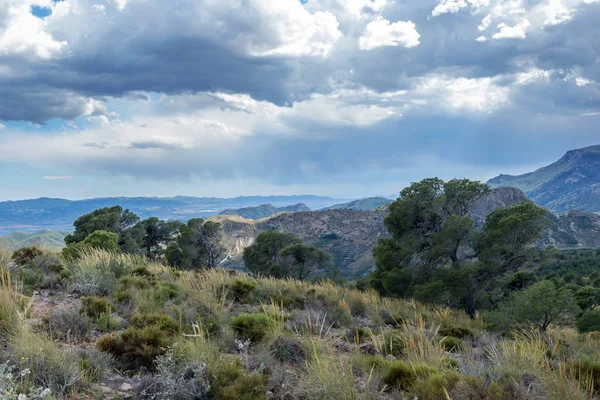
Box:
[0,0,599,201]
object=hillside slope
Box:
[488,145,600,213]
[1,230,69,251]
[218,203,310,220]
[211,209,388,279]
[321,197,393,211]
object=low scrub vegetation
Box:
[2,246,600,399]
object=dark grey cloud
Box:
[1,0,600,197]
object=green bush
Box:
[439,324,475,338]
[382,360,436,390]
[81,296,115,318]
[12,246,44,266]
[97,325,174,371]
[78,348,113,384]
[17,266,44,293]
[119,275,150,290]
[269,336,305,364]
[231,280,256,303]
[131,312,180,334]
[209,356,267,400]
[411,371,461,399]
[441,336,463,352]
[154,281,183,305]
[577,309,600,333]
[572,356,600,392]
[382,330,405,357]
[231,313,275,342]
[96,313,121,332]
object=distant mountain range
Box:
[488,145,600,213]
[219,203,311,220]
[321,197,393,211]
[1,230,68,251]
[0,195,344,234]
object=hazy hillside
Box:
[218,203,310,220]
[321,197,393,211]
[488,145,600,213]
[1,230,69,251]
[0,195,342,234]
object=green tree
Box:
[576,309,600,333]
[62,230,120,258]
[279,244,333,281]
[495,280,579,332]
[65,206,140,245]
[371,178,547,318]
[371,178,489,297]
[243,231,302,276]
[175,219,224,269]
[574,286,600,312]
[132,218,182,260]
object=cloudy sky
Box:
[0,0,599,200]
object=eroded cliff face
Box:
[213,188,600,278]
[210,210,388,278]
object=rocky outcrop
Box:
[470,187,529,228]
[210,210,388,278]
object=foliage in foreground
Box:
[3,247,600,400]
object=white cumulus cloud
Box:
[359,18,420,50]
[493,19,530,39]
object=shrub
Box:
[382,330,405,357]
[571,355,600,392]
[12,246,44,266]
[131,312,180,334]
[382,360,436,390]
[47,308,90,342]
[97,325,174,371]
[17,266,44,293]
[380,309,407,326]
[154,281,183,305]
[132,266,153,277]
[269,336,305,364]
[209,357,267,400]
[438,324,475,338]
[231,280,256,303]
[114,289,133,303]
[7,330,85,396]
[71,267,117,296]
[441,336,463,352]
[346,327,369,344]
[78,347,113,384]
[346,291,367,317]
[411,370,461,399]
[135,349,210,400]
[577,309,600,333]
[231,313,275,342]
[81,296,114,318]
[119,275,151,290]
[324,299,352,328]
[96,313,121,332]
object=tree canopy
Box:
[370,177,548,317]
[243,230,333,281]
[243,231,302,276]
[65,206,139,244]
